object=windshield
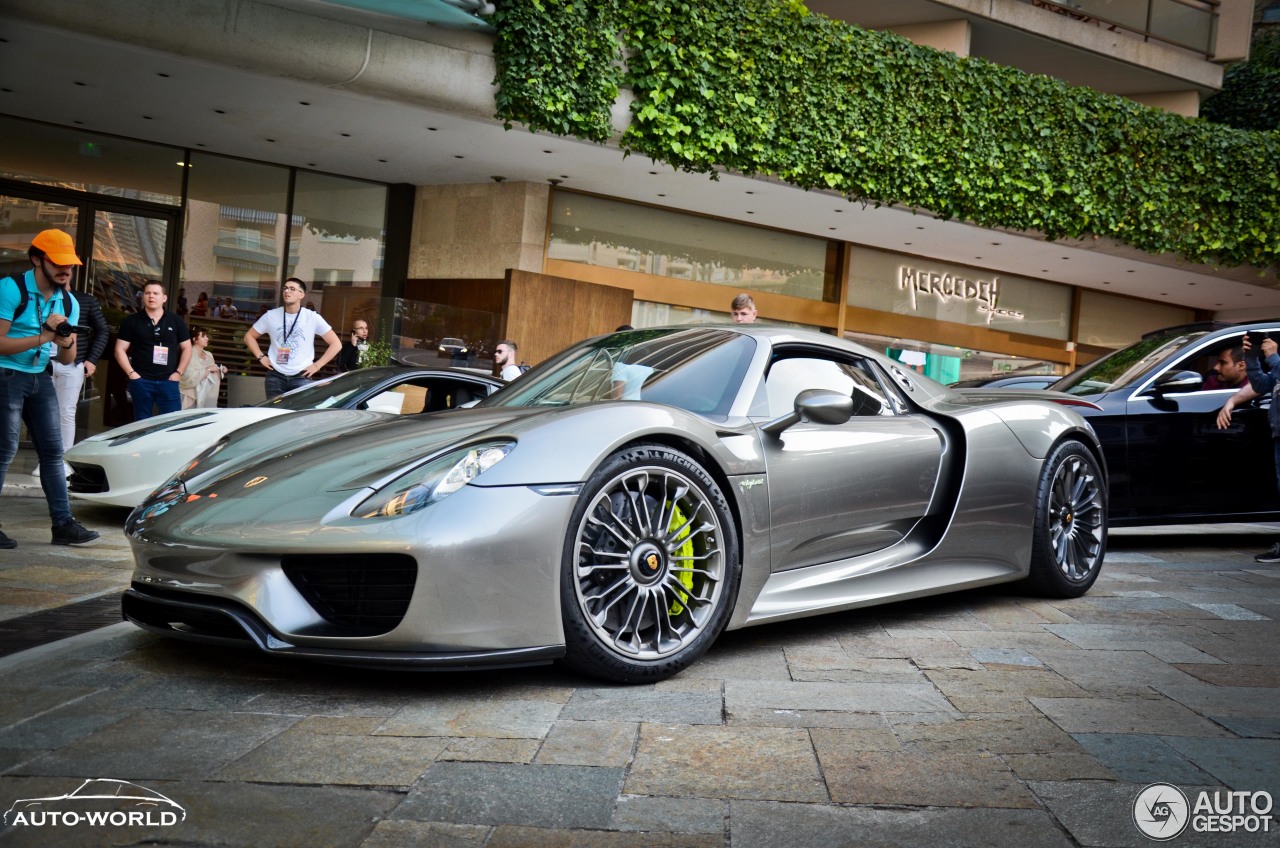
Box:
[1054,329,1212,396]
[482,327,756,418]
[256,368,399,411]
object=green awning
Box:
[311,0,493,32]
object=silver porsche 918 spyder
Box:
[123,326,1107,683]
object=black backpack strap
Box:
[5,273,30,325]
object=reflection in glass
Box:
[286,171,388,315]
[548,192,832,301]
[0,115,183,205]
[0,195,79,278]
[91,210,168,319]
[182,152,290,325]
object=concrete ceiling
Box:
[1,9,1277,319]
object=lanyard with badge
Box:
[276,309,301,365]
[32,287,62,365]
[150,315,170,367]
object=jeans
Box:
[264,371,312,399]
[0,367,72,525]
[50,359,84,454]
[130,377,182,420]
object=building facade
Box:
[1,0,1274,433]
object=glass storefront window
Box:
[630,300,815,330]
[1077,289,1195,350]
[0,116,183,205]
[548,192,834,301]
[0,196,78,277]
[181,152,290,327]
[844,329,1063,386]
[287,171,387,316]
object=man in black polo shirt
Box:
[114,281,191,420]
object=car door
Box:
[1122,336,1278,520]
[760,351,943,571]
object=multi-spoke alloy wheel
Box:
[561,445,739,682]
[1026,440,1106,598]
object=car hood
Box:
[129,402,756,537]
[70,408,284,452]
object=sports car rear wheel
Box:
[561,444,740,683]
[1025,439,1106,598]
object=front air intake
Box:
[281,554,418,636]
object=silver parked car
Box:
[123,326,1107,683]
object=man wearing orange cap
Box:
[0,229,100,548]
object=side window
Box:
[766,356,890,419]
[1169,339,1247,392]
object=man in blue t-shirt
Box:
[0,229,101,548]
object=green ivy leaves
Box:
[492,0,1279,269]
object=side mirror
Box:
[762,389,854,435]
[1152,370,1203,394]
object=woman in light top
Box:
[180,326,225,409]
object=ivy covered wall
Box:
[491,0,1279,270]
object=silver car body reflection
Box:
[123,326,1107,682]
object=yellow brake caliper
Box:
[667,502,695,615]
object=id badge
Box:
[276,346,292,365]
[152,347,170,366]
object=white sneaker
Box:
[31,465,40,479]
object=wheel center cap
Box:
[630,542,666,585]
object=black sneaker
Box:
[0,528,15,549]
[1255,543,1280,564]
[51,519,100,546]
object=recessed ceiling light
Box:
[916,226,924,230]
[834,208,843,213]
[1127,269,1135,273]
[746,191,755,195]
[377,158,387,163]
[265,138,275,142]
[1188,282,1196,286]
[990,242,1001,246]
[543,149,553,154]
[657,193,666,197]
[427,127,438,131]
[746,211,754,214]
[299,101,310,106]
[649,171,658,175]
[214,109,225,114]
[157,72,170,78]
[340,132,351,137]
[455,155,465,159]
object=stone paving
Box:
[0,491,1278,847]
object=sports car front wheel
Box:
[560,444,740,683]
[1025,439,1106,598]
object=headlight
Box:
[355,441,514,519]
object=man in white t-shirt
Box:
[494,340,525,381]
[243,278,341,398]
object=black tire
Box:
[1023,439,1107,598]
[560,443,740,683]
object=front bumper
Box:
[122,585,563,670]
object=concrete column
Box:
[410,181,550,279]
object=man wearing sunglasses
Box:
[244,278,341,398]
[115,280,193,420]
[0,230,100,547]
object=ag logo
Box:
[1133,783,1190,841]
